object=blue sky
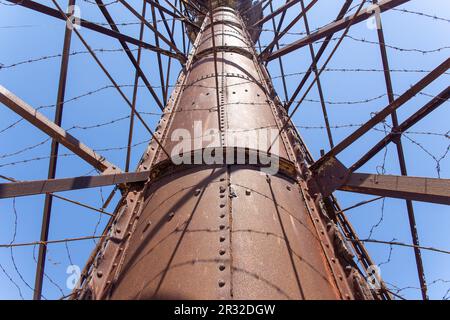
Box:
[0,0,449,299]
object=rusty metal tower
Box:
[0,0,449,300]
[76,0,375,300]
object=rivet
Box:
[286,185,292,191]
[219,186,226,193]
[219,225,226,230]
[219,249,226,255]
[219,264,226,271]
[194,188,201,196]
[219,236,226,242]
[116,228,121,234]
[245,189,251,195]
[218,280,226,287]
[220,214,225,218]
[219,203,225,208]
[97,271,103,278]
[168,212,175,221]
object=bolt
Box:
[143,220,152,233]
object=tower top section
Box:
[184,0,263,43]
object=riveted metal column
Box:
[76,3,375,300]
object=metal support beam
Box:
[267,0,410,61]
[350,86,450,172]
[252,0,301,28]
[0,86,119,173]
[369,1,427,298]
[149,1,168,105]
[5,0,183,61]
[95,0,165,110]
[0,172,150,199]
[300,0,334,148]
[259,0,318,59]
[285,0,354,110]
[269,1,289,102]
[126,0,147,172]
[339,173,450,206]
[146,0,200,30]
[117,0,186,60]
[34,0,75,299]
[310,57,450,171]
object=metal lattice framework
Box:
[0,0,448,300]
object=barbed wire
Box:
[2,32,449,73]
[391,8,450,24]
[385,278,450,300]
[0,47,138,71]
[0,1,448,301]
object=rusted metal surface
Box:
[4,0,448,301]
[75,5,377,300]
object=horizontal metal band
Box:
[194,45,254,61]
[204,19,243,31]
[149,147,297,182]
